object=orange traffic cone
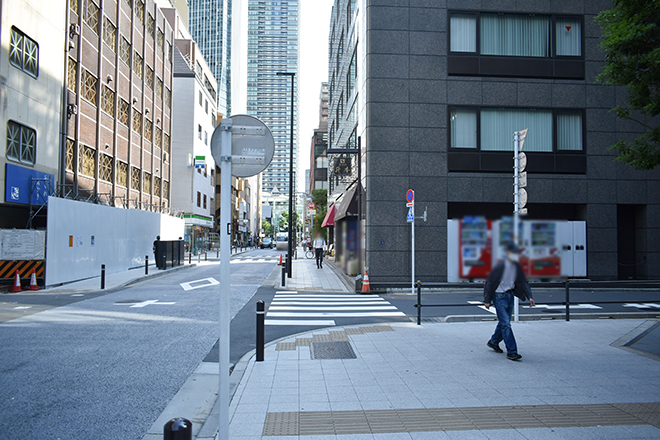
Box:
[278,254,283,266]
[29,269,39,291]
[11,270,22,293]
[361,270,371,293]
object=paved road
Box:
[385,288,660,321]
[0,249,279,440]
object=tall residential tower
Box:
[246,0,299,195]
[188,0,232,116]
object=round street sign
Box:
[210,114,275,178]
[308,202,316,210]
[406,189,415,203]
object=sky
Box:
[297,0,334,192]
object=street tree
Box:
[596,0,660,170]
[261,220,273,237]
[312,189,328,239]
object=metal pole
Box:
[256,301,265,362]
[217,118,233,440]
[357,137,362,276]
[411,202,415,296]
[282,263,286,287]
[189,252,191,264]
[145,256,148,275]
[100,264,105,290]
[565,279,570,322]
[277,72,295,279]
[513,131,520,323]
[416,280,422,326]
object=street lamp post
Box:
[277,71,295,278]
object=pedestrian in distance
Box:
[313,232,327,269]
[483,242,535,361]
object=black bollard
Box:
[188,252,191,264]
[145,256,149,275]
[217,249,219,258]
[163,417,192,440]
[205,252,207,261]
[281,263,286,287]
[101,264,106,289]
[416,280,422,326]
[256,301,265,362]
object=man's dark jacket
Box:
[483,260,533,305]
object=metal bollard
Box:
[163,417,192,440]
[281,263,286,287]
[101,264,106,289]
[565,279,570,322]
[188,252,191,264]
[198,253,201,263]
[205,252,207,261]
[217,249,219,258]
[416,280,422,325]
[256,301,265,362]
[145,256,149,275]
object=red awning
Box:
[321,204,336,228]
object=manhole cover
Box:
[114,300,143,304]
[310,341,357,359]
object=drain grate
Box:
[310,341,357,359]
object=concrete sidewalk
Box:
[200,319,660,439]
[276,249,351,293]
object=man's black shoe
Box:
[487,340,503,353]
[507,353,522,361]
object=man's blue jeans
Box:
[490,290,517,354]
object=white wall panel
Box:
[45,198,184,286]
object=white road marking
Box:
[180,277,220,291]
[268,305,398,311]
[528,304,602,310]
[71,294,84,297]
[272,301,388,306]
[623,303,660,309]
[265,319,336,326]
[477,305,497,315]
[115,300,176,308]
[275,295,382,300]
[13,306,32,310]
[468,301,483,305]
[267,311,406,318]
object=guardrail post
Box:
[101,264,106,290]
[565,279,570,322]
[256,301,265,362]
[163,417,192,440]
[145,256,149,275]
[416,280,422,325]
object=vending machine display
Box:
[528,222,561,277]
[459,216,492,278]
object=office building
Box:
[62,0,175,212]
[1,0,66,228]
[327,0,660,281]
[188,0,232,116]
[246,0,299,195]
[310,82,329,193]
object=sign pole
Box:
[513,131,520,323]
[411,201,415,296]
[218,119,232,440]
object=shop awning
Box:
[334,184,362,222]
[321,204,336,228]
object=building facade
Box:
[327,0,660,281]
[1,0,66,229]
[165,6,218,252]
[63,0,175,213]
[188,0,232,116]
[246,0,299,196]
[310,82,329,193]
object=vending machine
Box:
[458,216,492,279]
[492,217,529,274]
[527,221,561,277]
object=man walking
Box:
[313,232,326,269]
[484,242,535,361]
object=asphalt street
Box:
[0,249,279,440]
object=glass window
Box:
[556,17,582,56]
[118,98,129,125]
[147,14,155,36]
[155,127,162,147]
[65,139,75,171]
[480,13,550,57]
[163,181,169,200]
[104,18,116,51]
[78,145,96,177]
[133,110,142,133]
[156,77,163,98]
[164,87,171,107]
[450,13,476,53]
[143,172,151,194]
[131,166,140,190]
[144,119,152,141]
[9,27,39,78]
[101,85,115,115]
[120,37,131,65]
[450,108,477,149]
[6,120,36,165]
[100,154,113,181]
[83,0,100,34]
[135,0,145,24]
[163,133,170,154]
[67,58,77,92]
[134,51,143,79]
[81,69,98,103]
[71,0,79,15]
[154,177,161,198]
[146,66,154,89]
[117,161,128,187]
[557,110,583,150]
[481,108,553,152]
[157,28,164,52]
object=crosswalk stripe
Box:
[272,301,388,306]
[265,319,335,326]
[267,311,406,318]
[268,305,398,311]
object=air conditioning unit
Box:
[69,23,80,38]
